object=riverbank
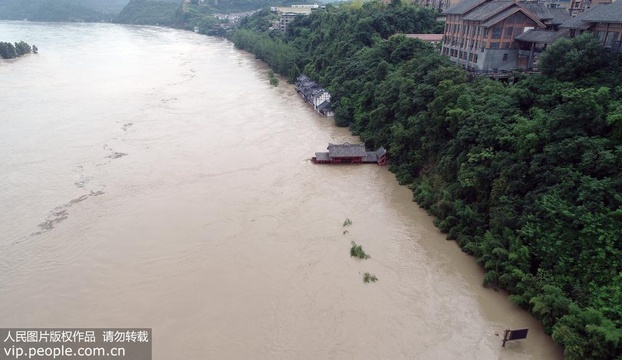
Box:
[226,5,622,359]
[0,21,564,359]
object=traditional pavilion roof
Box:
[560,15,592,30]
[545,7,570,25]
[581,1,622,23]
[481,5,546,28]
[514,28,570,43]
[327,143,367,158]
[520,2,555,21]
[561,2,622,29]
[445,0,567,28]
[463,1,514,21]
[315,152,330,161]
[443,0,488,15]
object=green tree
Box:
[539,33,612,82]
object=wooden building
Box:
[567,0,611,17]
[312,143,387,165]
[441,0,569,72]
[412,0,462,12]
[296,75,334,117]
[560,1,622,51]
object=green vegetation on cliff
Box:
[230,2,622,358]
[115,0,179,25]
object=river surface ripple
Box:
[0,21,562,360]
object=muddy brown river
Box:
[0,21,563,359]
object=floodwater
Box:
[0,21,563,359]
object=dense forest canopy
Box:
[1,0,621,357]
[115,0,180,25]
[230,2,622,359]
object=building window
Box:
[490,42,499,49]
[492,26,502,39]
[514,27,523,37]
[474,54,478,63]
[605,32,619,46]
[503,53,508,61]
[505,27,513,38]
[596,30,606,42]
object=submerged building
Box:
[295,75,334,117]
[312,143,388,165]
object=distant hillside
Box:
[115,0,180,25]
[187,0,312,13]
[0,0,131,21]
[116,0,299,27]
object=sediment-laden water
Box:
[0,21,562,359]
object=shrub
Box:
[350,241,370,259]
[363,273,378,283]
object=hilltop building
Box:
[567,0,612,17]
[560,1,622,51]
[271,6,315,31]
[411,0,455,11]
[441,0,570,72]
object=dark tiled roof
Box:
[463,1,514,21]
[514,28,570,43]
[328,143,367,157]
[561,2,622,29]
[480,6,546,28]
[443,0,488,15]
[317,100,331,111]
[560,12,594,29]
[363,147,387,163]
[480,6,521,27]
[520,2,553,20]
[481,6,547,28]
[547,7,571,25]
[315,152,330,161]
[364,152,379,163]
[581,1,622,23]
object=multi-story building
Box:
[567,0,611,17]
[441,0,570,71]
[560,1,622,50]
[271,7,313,32]
[412,0,460,12]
